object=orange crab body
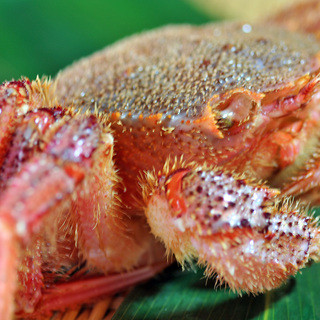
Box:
[56,23,320,193]
[3,3,320,319]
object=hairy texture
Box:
[0,80,31,169]
[5,17,320,317]
[143,159,320,293]
[0,79,168,318]
[55,23,320,206]
[56,23,320,117]
[281,147,320,203]
[72,124,160,274]
[0,108,66,191]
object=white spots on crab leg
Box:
[144,163,320,293]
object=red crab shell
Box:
[56,23,320,196]
[3,12,320,319]
[54,21,320,296]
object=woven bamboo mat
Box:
[46,292,127,320]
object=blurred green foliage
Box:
[0,0,215,82]
[114,263,320,320]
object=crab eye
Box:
[218,109,235,129]
[215,91,260,133]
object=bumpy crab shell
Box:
[53,22,320,292]
[56,23,320,195]
[5,19,320,318]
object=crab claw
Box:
[143,159,320,293]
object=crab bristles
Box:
[143,158,320,293]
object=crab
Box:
[3,1,320,319]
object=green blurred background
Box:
[0,0,301,83]
[0,0,215,82]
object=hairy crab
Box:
[4,1,320,318]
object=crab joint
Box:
[165,169,190,216]
[145,161,320,293]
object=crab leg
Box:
[0,114,114,319]
[0,79,167,317]
[72,127,162,274]
[143,159,320,293]
[0,115,107,240]
[0,80,32,168]
[281,151,320,202]
[0,220,18,320]
[35,262,168,314]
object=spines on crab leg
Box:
[0,113,114,318]
[0,79,167,318]
[142,159,320,293]
[0,79,32,168]
[71,112,163,275]
[0,115,107,242]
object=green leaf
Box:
[113,262,320,320]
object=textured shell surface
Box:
[56,22,320,119]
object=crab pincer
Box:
[143,160,320,293]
